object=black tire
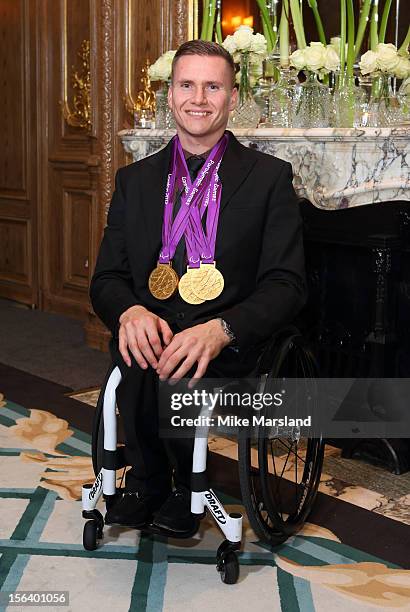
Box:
[219,551,240,585]
[238,328,324,546]
[83,520,98,551]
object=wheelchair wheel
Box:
[238,328,324,546]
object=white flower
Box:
[329,37,348,59]
[330,37,341,51]
[324,46,340,72]
[290,49,306,70]
[395,56,410,79]
[222,35,237,55]
[250,32,268,56]
[223,28,267,63]
[359,50,378,75]
[304,42,327,72]
[376,43,401,73]
[148,50,176,81]
[232,25,254,52]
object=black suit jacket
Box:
[90,131,306,351]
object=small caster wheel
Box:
[83,520,99,551]
[218,551,239,585]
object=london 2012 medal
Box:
[148,263,179,300]
[190,262,224,301]
[178,268,205,304]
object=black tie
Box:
[172,156,205,278]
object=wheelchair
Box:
[81,325,324,585]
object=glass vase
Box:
[154,82,175,129]
[291,71,331,128]
[229,52,261,129]
[267,65,299,127]
[397,77,410,124]
[333,74,365,127]
[367,74,401,127]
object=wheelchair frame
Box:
[81,326,324,585]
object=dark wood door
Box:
[0,0,39,306]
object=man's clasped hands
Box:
[118,305,230,386]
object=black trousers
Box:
[109,337,256,497]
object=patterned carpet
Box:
[1,366,410,611]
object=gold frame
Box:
[60,0,92,132]
[188,0,199,40]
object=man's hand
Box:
[119,305,173,369]
[156,319,231,387]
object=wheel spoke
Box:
[278,439,307,465]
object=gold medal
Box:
[190,262,224,301]
[148,263,179,300]
[178,268,205,304]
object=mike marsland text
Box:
[170,415,312,427]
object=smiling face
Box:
[168,54,237,151]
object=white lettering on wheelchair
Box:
[89,473,103,500]
[205,492,226,524]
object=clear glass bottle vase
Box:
[154,81,175,129]
[333,73,365,127]
[291,71,331,128]
[229,52,261,129]
[367,74,401,127]
[268,65,299,127]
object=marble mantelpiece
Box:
[119,127,410,210]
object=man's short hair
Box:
[171,40,236,88]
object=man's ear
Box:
[229,86,238,111]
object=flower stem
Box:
[279,0,290,65]
[256,0,275,52]
[207,0,216,41]
[346,0,355,78]
[289,0,306,49]
[239,53,250,106]
[215,5,222,44]
[200,0,209,39]
[370,0,379,52]
[307,0,326,46]
[355,0,372,57]
[340,0,346,84]
[378,0,392,43]
[398,25,410,57]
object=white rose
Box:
[324,46,340,72]
[232,25,254,51]
[376,43,400,73]
[232,51,241,64]
[304,42,326,72]
[148,49,176,81]
[359,50,378,75]
[250,32,268,56]
[330,37,341,51]
[290,49,306,70]
[329,37,348,59]
[223,35,237,56]
[395,56,410,79]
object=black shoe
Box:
[151,486,200,538]
[105,491,164,528]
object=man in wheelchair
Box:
[90,40,306,538]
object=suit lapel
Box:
[141,131,256,251]
[143,138,174,250]
[218,131,257,213]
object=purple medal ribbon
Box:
[158,134,227,267]
[183,138,227,267]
